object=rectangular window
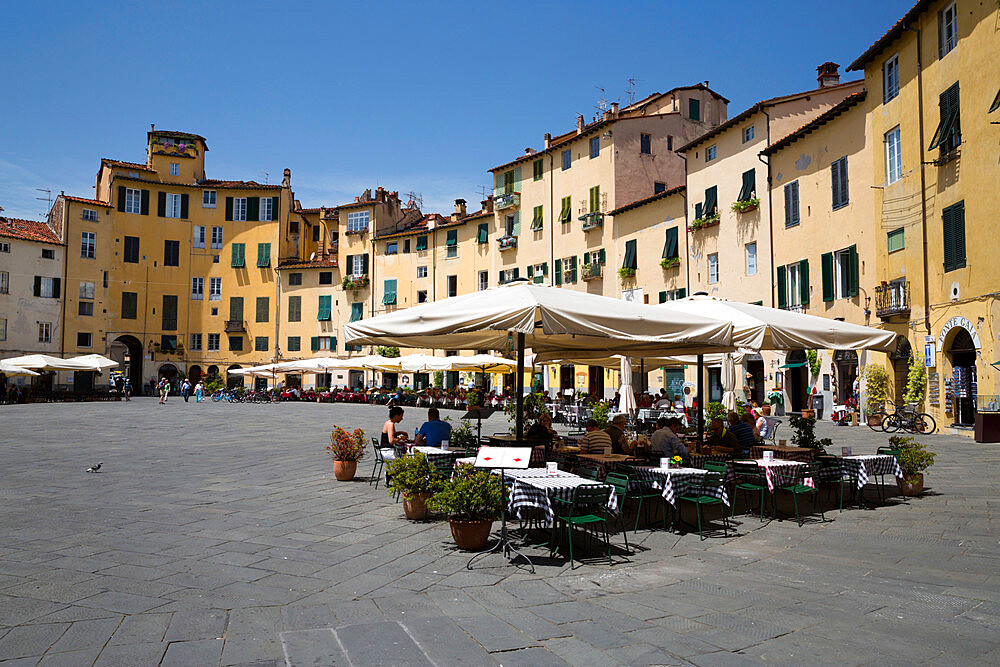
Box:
[255,336,268,352]
[203,190,217,208]
[689,98,700,121]
[0,242,8,252]
[169,163,179,176]
[312,224,320,242]
[415,234,428,251]
[929,82,961,152]
[121,292,137,319]
[533,158,543,181]
[0,318,7,341]
[161,294,178,330]
[288,295,301,322]
[193,225,206,248]
[82,209,98,221]
[640,133,651,154]
[885,126,902,184]
[35,276,59,298]
[622,239,638,270]
[531,205,543,231]
[478,270,488,291]
[347,210,370,232]
[887,228,905,253]
[831,157,849,210]
[78,301,94,316]
[164,239,180,266]
[209,277,221,301]
[589,185,601,213]
[319,271,333,285]
[447,275,458,298]
[706,145,717,162]
[229,336,244,351]
[81,231,96,259]
[742,125,755,143]
[229,296,244,321]
[165,193,183,218]
[942,200,966,272]
[654,182,666,194]
[123,236,139,263]
[383,279,398,306]
[77,332,92,348]
[667,136,673,151]
[190,333,202,351]
[38,322,51,343]
[350,302,364,322]
[738,169,756,202]
[231,243,245,268]
[317,295,332,321]
[939,2,957,57]
[206,333,220,351]
[385,241,398,255]
[191,277,204,300]
[446,245,457,258]
[288,272,302,286]
[230,197,247,221]
[786,263,801,307]
[561,149,571,171]
[708,253,719,284]
[417,266,427,278]
[558,195,572,223]
[287,336,301,352]
[883,55,899,103]
[784,181,800,227]
[831,248,856,299]
[746,242,757,276]
[125,188,142,214]
[589,137,600,159]
[259,197,273,222]
[255,296,269,322]
[0,271,7,294]
[79,281,95,300]
[417,290,427,303]
[210,226,223,249]
[41,248,54,259]
[256,242,270,268]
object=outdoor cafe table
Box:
[750,444,814,463]
[412,446,462,467]
[631,466,729,507]
[508,474,619,526]
[740,458,815,492]
[637,408,689,427]
[487,435,546,466]
[833,454,904,489]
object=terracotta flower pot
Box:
[900,473,924,496]
[449,519,494,550]
[867,415,882,427]
[802,409,815,420]
[333,460,357,481]
[403,493,432,520]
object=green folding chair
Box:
[549,485,614,569]
[818,456,858,512]
[775,462,825,526]
[675,471,730,540]
[731,461,769,520]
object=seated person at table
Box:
[742,411,761,441]
[754,409,769,439]
[525,413,559,446]
[605,414,629,455]
[381,406,409,449]
[727,411,756,456]
[650,417,689,459]
[705,417,738,455]
[580,419,612,454]
[414,408,452,448]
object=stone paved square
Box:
[1,399,998,664]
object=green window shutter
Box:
[799,259,810,305]
[180,193,189,219]
[317,295,331,321]
[117,186,126,212]
[311,336,319,352]
[287,336,300,352]
[526,265,533,280]
[351,302,364,322]
[256,242,270,267]
[848,245,859,296]
[416,235,427,250]
[33,276,41,297]
[533,159,543,181]
[739,169,755,201]
[272,196,280,219]
[498,270,505,284]
[887,228,905,253]
[541,261,548,276]
[689,98,700,121]
[531,205,543,230]
[695,202,703,221]
[512,211,520,236]
[821,252,834,302]
[446,229,458,246]
[623,239,637,269]
[990,88,1000,114]
[247,196,260,221]
[230,296,243,321]
[704,186,717,215]
[569,255,577,283]
[225,197,233,221]
[658,290,667,303]
[777,265,787,309]
[554,259,562,286]
[157,191,166,217]
[162,295,177,330]
[52,277,60,298]
[140,190,149,215]
[559,196,572,223]
[231,243,245,268]
[477,224,488,244]
[288,295,301,322]
[383,279,397,305]
[662,227,678,259]
[598,248,606,264]
[513,166,521,191]
[256,296,269,322]
[589,186,601,213]
[929,83,960,150]
[943,201,966,271]
[361,254,369,274]
[677,288,686,298]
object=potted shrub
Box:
[890,436,935,496]
[428,464,503,550]
[660,257,680,270]
[386,452,443,520]
[325,426,367,481]
[730,197,760,214]
[788,415,831,456]
[618,266,636,283]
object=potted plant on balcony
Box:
[428,464,503,550]
[342,275,370,294]
[386,452,443,520]
[688,212,721,231]
[889,436,935,496]
[660,257,680,270]
[862,364,889,426]
[618,267,636,284]
[325,426,367,481]
[731,197,760,214]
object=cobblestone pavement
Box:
[0,399,998,665]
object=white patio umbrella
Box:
[345,282,735,440]
[618,356,638,416]
[1,355,95,371]
[67,354,119,370]
[0,361,40,377]
[721,353,737,412]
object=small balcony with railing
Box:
[581,262,602,281]
[875,279,910,319]
[497,235,517,251]
[225,320,247,333]
[495,192,520,210]
[580,212,604,231]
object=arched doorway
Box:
[188,365,202,386]
[889,338,912,403]
[745,353,764,406]
[786,350,808,412]
[110,335,143,395]
[158,363,178,394]
[227,365,244,390]
[833,350,859,403]
[207,365,220,380]
[948,329,977,426]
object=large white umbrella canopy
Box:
[1,355,95,371]
[659,295,897,352]
[345,283,735,357]
[439,354,518,373]
[67,354,119,370]
[0,362,40,377]
[721,353,737,412]
[618,356,638,416]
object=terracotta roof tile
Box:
[61,195,112,207]
[0,217,62,244]
[276,258,339,270]
[101,158,155,172]
[761,91,868,156]
[609,186,686,215]
[848,0,931,72]
[198,179,282,190]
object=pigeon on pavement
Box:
[86,462,103,473]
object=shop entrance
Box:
[833,350,859,403]
[110,335,143,395]
[889,338,912,403]
[588,365,605,398]
[745,354,765,406]
[786,350,808,412]
[948,329,977,426]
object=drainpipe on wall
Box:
[904,24,933,337]
[679,153,690,294]
[549,152,555,286]
[760,106,775,308]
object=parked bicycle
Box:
[879,401,936,434]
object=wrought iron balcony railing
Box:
[875,279,910,319]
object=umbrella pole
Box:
[697,354,705,445]
[515,333,525,443]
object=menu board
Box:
[928,372,939,407]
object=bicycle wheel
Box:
[880,414,900,433]
[912,413,936,434]
[867,411,885,432]
[211,391,222,402]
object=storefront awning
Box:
[778,361,808,369]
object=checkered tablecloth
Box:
[747,459,814,491]
[508,476,618,525]
[413,446,461,468]
[496,468,576,480]
[841,455,904,489]
[750,446,814,463]
[631,466,729,507]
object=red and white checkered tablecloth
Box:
[745,459,814,491]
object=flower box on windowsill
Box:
[618,267,636,283]
[730,198,760,214]
[660,257,680,270]
[342,275,370,291]
[933,148,960,166]
[345,227,368,236]
[497,236,517,251]
[580,212,604,231]
[582,263,602,281]
[688,214,720,232]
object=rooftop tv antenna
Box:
[404,191,423,210]
[594,86,610,113]
[36,188,53,217]
[625,77,641,106]
[476,185,492,200]
[260,171,269,184]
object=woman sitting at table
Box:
[526,413,559,447]
[381,406,409,450]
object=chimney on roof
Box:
[543,133,551,148]
[576,114,585,135]
[452,198,467,220]
[282,168,291,189]
[610,102,619,117]
[817,62,840,88]
[482,196,494,214]
[524,147,536,155]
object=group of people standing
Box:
[156,377,207,404]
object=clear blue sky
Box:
[1,0,908,221]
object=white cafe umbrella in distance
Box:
[0,362,40,377]
[721,353,737,412]
[618,356,638,416]
[1,355,95,371]
[67,354,119,370]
